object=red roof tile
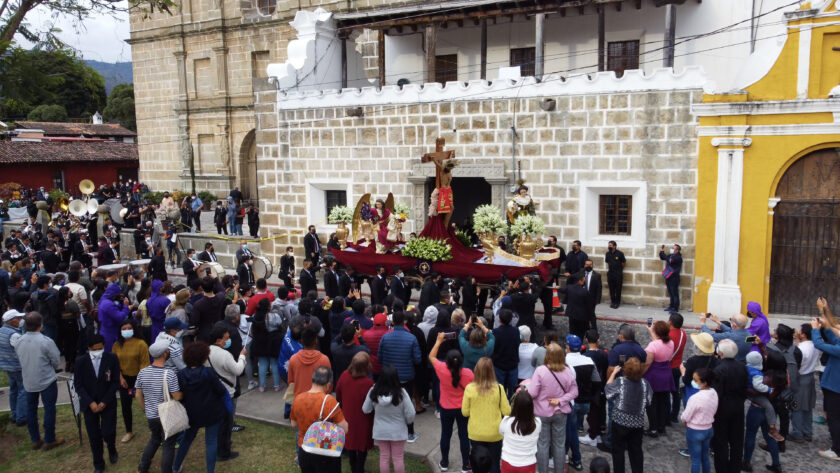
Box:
[0,140,138,164]
[15,121,136,137]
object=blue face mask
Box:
[223,339,232,349]
[121,329,134,339]
[691,380,701,390]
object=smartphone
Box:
[470,315,478,324]
[647,317,653,327]
[745,335,757,343]
[443,332,457,340]
[351,320,360,330]
[619,355,627,365]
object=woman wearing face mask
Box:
[680,368,718,473]
[112,319,149,443]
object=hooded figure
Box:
[146,280,170,341]
[418,306,438,338]
[746,301,771,349]
[98,284,129,351]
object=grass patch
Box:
[0,404,429,472]
[0,371,7,388]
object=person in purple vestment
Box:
[146,280,170,342]
[746,301,771,351]
[97,284,130,351]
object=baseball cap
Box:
[2,309,25,323]
[565,334,582,351]
[163,317,189,331]
[374,313,388,326]
[149,339,170,358]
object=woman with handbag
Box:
[291,366,348,473]
[172,341,229,473]
[462,357,511,473]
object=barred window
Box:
[435,54,458,83]
[325,190,347,216]
[599,195,632,235]
[607,40,640,78]
[510,47,536,78]
[257,0,276,15]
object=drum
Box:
[252,255,273,280]
[130,259,151,271]
[97,263,127,277]
[196,262,227,279]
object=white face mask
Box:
[669,248,675,254]
[89,349,104,358]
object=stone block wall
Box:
[254,87,701,309]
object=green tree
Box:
[102,83,135,131]
[0,47,106,120]
[27,104,67,121]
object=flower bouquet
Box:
[394,202,410,221]
[401,237,452,262]
[509,215,545,238]
[473,205,507,236]
[328,205,353,224]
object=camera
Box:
[619,355,627,366]
[443,332,457,340]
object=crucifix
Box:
[421,137,456,226]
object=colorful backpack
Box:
[301,395,345,457]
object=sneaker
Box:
[248,381,258,390]
[438,460,449,472]
[121,432,135,443]
[548,458,554,469]
[768,426,785,442]
[818,449,840,461]
[814,415,827,424]
[435,410,441,419]
[579,435,598,447]
[679,449,690,457]
[218,451,240,461]
[596,442,612,453]
[231,425,245,432]
[643,429,659,438]
[407,432,419,443]
[765,464,782,473]
[570,460,583,471]
[461,464,472,473]
[259,387,265,393]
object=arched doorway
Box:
[239,130,257,201]
[769,147,840,315]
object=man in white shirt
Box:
[208,324,246,461]
[790,323,820,442]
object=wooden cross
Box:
[421,138,455,188]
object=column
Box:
[213,46,229,95]
[480,18,487,80]
[174,51,187,100]
[706,137,752,316]
[425,23,436,83]
[664,4,676,68]
[535,13,545,80]
[378,30,386,86]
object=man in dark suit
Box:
[389,266,409,306]
[299,259,317,297]
[74,334,121,473]
[149,248,167,281]
[510,280,540,342]
[419,273,442,315]
[339,266,361,298]
[279,246,295,289]
[237,255,255,288]
[582,260,602,331]
[235,241,253,265]
[605,240,627,309]
[38,243,61,274]
[323,259,340,299]
[369,264,388,306]
[564,240,588,277]
[197,242,217,263]
[303,225,321,271]
[182,249,200,286]
[564,274,590,338]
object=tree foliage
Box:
[0,47,106,120]
[102,83,135,131]
[27,104,68,121]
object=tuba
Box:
[56,195,70,212]
[79,179,95,195]
[69,199,88,217]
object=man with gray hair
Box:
[701,313,752,361]
[290,366,348,473]
[711,338,749,473]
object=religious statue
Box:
[421,138,456,227]
[370,198,395,254]
[506,184,538,224]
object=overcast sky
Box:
[16,1,131,63]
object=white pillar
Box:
[707,137,751,316]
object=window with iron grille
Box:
[607,40,640,78]
[325,190,347,216]
[435,54,458,83]
[510,47,536,77]
[599,195,632,235]
[257,0,276,15]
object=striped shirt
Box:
[135,365,180,419]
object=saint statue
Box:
[506,185,537,224]
[421,138,456,227]
[370,199,395,254]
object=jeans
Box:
[669,368,682,421]
[218,409,233,458]
[119,375,136,433]
[471,440,502,473]
[258,357,280,388]
[537,413,566,473]
[26,380,57,444]
[379,439,407,473]
[229,220,236,235]
[494,366,519,398]
[173,421,221,473]
[665,275,680,311]
[790,409,813,439]
[685,427,713,473]
[611,423,643,473]
[604,397,616,447]
[439,407,470,467]
[139,417,176,473]
[565,403,589,464]
[743,404,780,467]
[5,370,27,424]
[235,223,243,235]
[823,388,840,455]
[167,243,181,266]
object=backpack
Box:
[301,395,345,457]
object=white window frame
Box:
[306,179,353,235]
[579,180,647,249]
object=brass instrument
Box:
[56,195,70,212]
[79,179,95,195]
[69,199,88,217]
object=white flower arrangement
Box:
[472,204,507,236]
[394,202,410,220]
[327,205,354,224]
[509,215,546,238]
[401,237,453,262]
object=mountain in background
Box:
[85,60,133,94]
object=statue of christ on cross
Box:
[421,137,456,227]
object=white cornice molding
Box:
[711,137,752,147]
[693,99,840,116]
[700,123,840,137]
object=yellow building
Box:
[693,0,840,316]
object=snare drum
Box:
[196,262,227,279]
[130,259,151,271]
[97,263,127,277]
[251,255,273,280]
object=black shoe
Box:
[644,429,659,438]
[94,469,104,473]
[219,452,240,461]
[741,463,753,472]
[778,441,785,452]
[109,450,118,464]
[765,465,782,473]
[760,442,785,453]
[15,420,27,427]
[596,442,612,453]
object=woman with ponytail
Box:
[430,332,474,472]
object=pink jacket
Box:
[527,365,579,417]
[681,388,718,430]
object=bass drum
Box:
[252,255,273,280]
[196,262,227,280]
[97,263,128,277]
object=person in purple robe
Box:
[146,279,170,342]
[98,284,130,351]
[746,301,771,351]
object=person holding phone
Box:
[602,325,647,450]
[430,332,474,472]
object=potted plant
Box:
[509,215,545,260]
[328,205,354,248]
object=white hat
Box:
[2,309,25,323]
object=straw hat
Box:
[690,332,715,354]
